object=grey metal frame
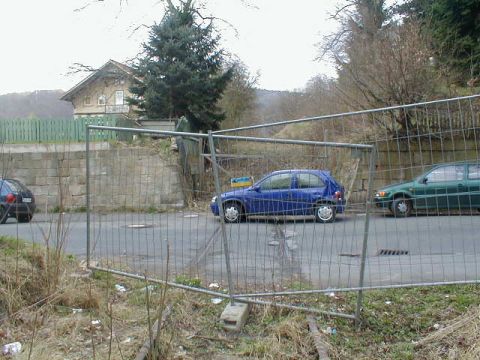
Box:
[209,93,480,323]
[86,125,375,322]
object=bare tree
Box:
[320,0,439,133]
[218,59,258,130]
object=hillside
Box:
[0,90,73,119]
[255,88,293,120]
[0,88,288,123]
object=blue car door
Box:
[251,173,294,215]
[290,173,327,215]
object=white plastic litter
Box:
[2,342,22,355]
[91,320,101,326]
[324,327,337,335]
[115,284,127,293]
[211,298,223,304]
[385,301,392,305]
[127,224,150,229]
[72,308,83,314]
[208,282,220,290]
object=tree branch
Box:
[66,63,99,75]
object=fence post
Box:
[208,131,235,304]
[355,146,377,328]
[198,133,205,192]
[86,125,91,268]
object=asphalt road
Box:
[2,211,480,290]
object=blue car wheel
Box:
[315,203,336,223]
[223,202,243,223]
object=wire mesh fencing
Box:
[206,133,376,296]
[86,125,375,318]
[86,129,220,290]
[215,94,480,291]
[87,94,480,321]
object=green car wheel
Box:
[391,198,412,217]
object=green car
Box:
[375,162,480,217]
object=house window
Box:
[115,90,124,105]
[84,96,91,105]
[98,94,106,105]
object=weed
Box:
[174,275,201,287]
[91,270,114,283]
[147,206,158,214]
[289,280,314,291]
[127,289,149,306]
[50,205,61,213]
[0,236,24,255]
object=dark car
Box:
[0,179,36,224]
[375,162,480,217]
[210,169,345,223]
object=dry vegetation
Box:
[0,235,319,359]
[0,235,146,359]
[1,234,480,359]
[414,305,480,359]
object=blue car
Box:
[210,170,345,223]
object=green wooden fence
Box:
[0,117,118,143]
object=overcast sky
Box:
[0,0,340,95]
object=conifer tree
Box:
[128,0,232,131]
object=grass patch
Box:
[0,235,26,253]
[91,269,114,283]
[174,275,202,287]
[328,285,480,359]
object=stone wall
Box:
[1,143,184,212]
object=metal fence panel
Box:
[87,94,480,321]
[86,126,374,318]
[215,94,480,292]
